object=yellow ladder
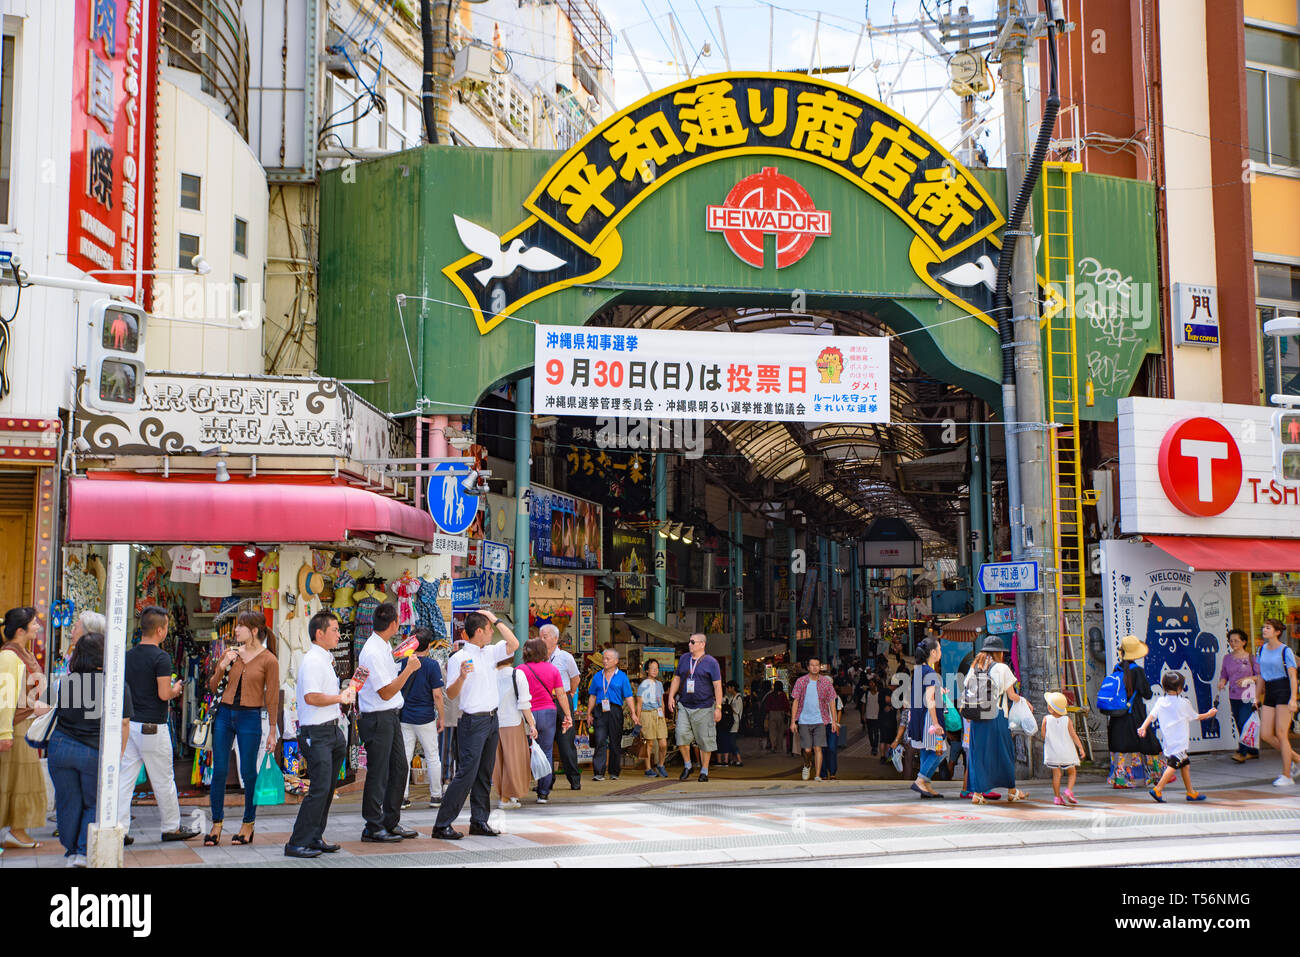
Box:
[1042,161,1093,758]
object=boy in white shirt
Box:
[1138,671,1217,803]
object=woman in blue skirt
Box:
[964,636,1030,804]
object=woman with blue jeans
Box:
[206,612,279,845]
[907,637,945,798]
[1219,628,1261,763]
[47,632,133,866]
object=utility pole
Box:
[958,5,976,165]
[998,0,1056,736]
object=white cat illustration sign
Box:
[1100,539,1234,752]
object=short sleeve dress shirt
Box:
[358,633,403,713]
[297,644,343,726]
[445,641,511,714]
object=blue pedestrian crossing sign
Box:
[427,461,478,535]
[978,561,1039,594]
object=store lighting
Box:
[681,525,695,545]
[214,458,230,483]
[668,523,682,541]
[657,523,670,539]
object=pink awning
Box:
[66,476,437,544]
[1146,534,1300,572]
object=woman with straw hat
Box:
[1106,634,1164,788]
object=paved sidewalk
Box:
[6,752,1297,868]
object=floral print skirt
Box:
[1107,751,1165,788]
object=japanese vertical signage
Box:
[535,324,889,422]
[69,0,158,299]
[1172,282,1219,348]
[444,73,1004,336]
[472,540,511,615]
[577,596,595,652]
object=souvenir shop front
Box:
[62,474,449,792]
[528,483,600,653]
[64,372,452,793]
[1106,397,1300,754]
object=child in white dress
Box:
[1041,691,1084,805]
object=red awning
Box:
[1146,535,1300,572]
[66,476,437,544]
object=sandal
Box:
[971,792,987,805]
[203,824,223,847]
[230,825,255,845]
[1231,754,1248,764]
[1007,789,1028,803]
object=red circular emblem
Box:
[705,166,831,268]
[1157,417,1243,517]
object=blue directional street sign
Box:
[452,577,482,612]
[978,561,1040,594]
[427,461,477,535]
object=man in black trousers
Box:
[356,601,422,842]
[285,611,355,858]
[431,611,520,839]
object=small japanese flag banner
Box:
[533,324,890,423]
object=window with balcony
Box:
[1247,26,1300,170]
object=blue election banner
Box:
[452,577,481,612]
[427,461,477,534]
[978,561,1039,594]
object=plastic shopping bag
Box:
[889,745,904,773]
[1008,697,1037,735]
[253,753,286,806]
[1241,711,1260,750]
[529,738,552,781]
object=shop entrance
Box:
[318,70,1163,785]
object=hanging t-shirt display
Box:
[228,546,267,581]
[167,545,204,583]
[199,554,233,598]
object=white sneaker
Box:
[1273,775,1294,787]
[1291,760,1300,778]
[498,798,522,809]
[801,766,811,781]
[69,854,87,868]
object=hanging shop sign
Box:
[1100,538,1234,752]
[1119,397,1300,538]
[529,484,603,570]
[534,325,889,423]
[73,372,408,460]
[472,540,511,615]
[1171,282,1219,348]
[984,607,1017,635]
[442,73,1003,336]
[610,526,651,615]
[577,596,596,652]
[68,0,159,300]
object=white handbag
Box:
[24,705,57,749]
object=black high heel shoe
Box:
[231,825,255,845]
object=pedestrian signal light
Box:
[1275,410,1300,481]
[87,299,147,412]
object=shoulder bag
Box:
[190,659,234,751]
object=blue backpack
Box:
[1095,661,1139,716]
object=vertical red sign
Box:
[67,0,158,302]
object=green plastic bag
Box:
[253,754,285,806]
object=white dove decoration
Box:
[453,214,567,286]
[938,254,997,292]
[937,236,1043,292]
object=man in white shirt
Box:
[541,623,582,790]
[431,611,520,840]
[356,601,422,842]
[285,611,356,859]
